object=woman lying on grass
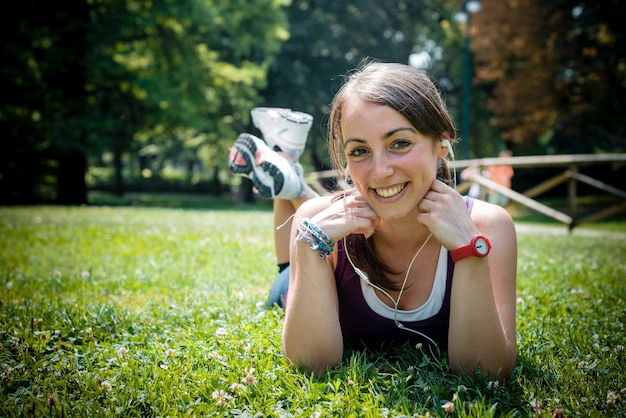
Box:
[228,62,517,380]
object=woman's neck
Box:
[373,216,431,250]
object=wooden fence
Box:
[307,153,626,231]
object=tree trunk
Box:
[210,166,222,196]
[112,147,125,196]
[236,177,255,204]
[53,0,89,205]
[56,149,88,205]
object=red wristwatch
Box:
[450,235,492,263]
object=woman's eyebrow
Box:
[382,127,418,140]
[344,137,366,145]
[344,127,418,145]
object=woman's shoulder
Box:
[296,193,338,217]
[469,198,515,237]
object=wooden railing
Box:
[307,153,626,231]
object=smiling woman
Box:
[227,62,518,381]
[340,102,444,221]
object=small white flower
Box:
[166,348,176,357]
[211,389,232,406]
[442,400,454,413]
[117,347,128,359]
[101,381,112,391]
[606,391,621,404]
[530,398,544,414]
[487,380,500,390]
[242,369,256,385]
[215,328,228,338]
[81,271,90,279]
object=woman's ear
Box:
[440,139,454,159]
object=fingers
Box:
[342,194,379,238]
[418,180,454,214]
[310,193,379,242]
[417,180,478,249]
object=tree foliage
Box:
[260,0,464,171]
[0,0,289,203]
[471,0,626,154]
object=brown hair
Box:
[328,62,456,289]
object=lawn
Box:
[1,204,625,417]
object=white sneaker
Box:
[250,107,313,161]
[228,133,304,200]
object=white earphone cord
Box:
[343,235,441,357]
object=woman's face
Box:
[340,98,446,221]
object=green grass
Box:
[1,205,625,417]
[87,191,274,211]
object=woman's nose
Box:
[370,152,394,180]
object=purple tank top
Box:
[334,196,475,349]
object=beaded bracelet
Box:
[295,218,335,259]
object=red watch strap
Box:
[450,235,491,262]
[450,244,474,263]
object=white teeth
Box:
[376,184,405,198]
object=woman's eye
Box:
[348,147,368,157]
[392,140,412,150]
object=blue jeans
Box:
[268,265,290,308]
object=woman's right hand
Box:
[308,193,380,242]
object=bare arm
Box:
[418,182,517,380]
[447,200,517,380]
[282,194,379,375]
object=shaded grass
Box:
[88,191,274,211]
[1,205,625,416]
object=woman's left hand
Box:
[416,179,480,250]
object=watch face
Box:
[474,237,490,256]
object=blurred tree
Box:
[0,0,289,203]
[471,0,626,154]
[429,0,504,158]
[258,0,484,180]
[254,0,502,178]
[87,0,289,197]
[0,0,90,204]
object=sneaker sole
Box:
[229,134,284,198]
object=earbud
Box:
[442,139,457,188]
[442,139,454,159]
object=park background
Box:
[1,0,625,205]
[2,0,626,417]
